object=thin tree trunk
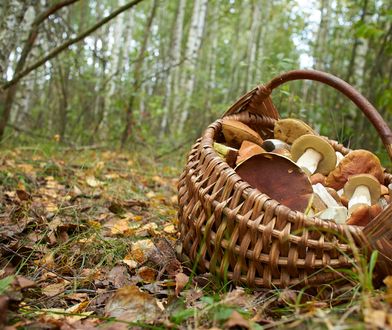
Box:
[244,0,261,90]
[121,0,158,148]
[177,0,208,133]
[160,0,186,136]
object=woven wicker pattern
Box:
[178,70,392,288]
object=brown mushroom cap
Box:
[326,150,384,190]
[235,153,313,212]
[236,140,265,166]
[343,174,381,205]
[221,119,263,148]
[346,204,382,226]
[291,135,337,175]
[274,118,315,144]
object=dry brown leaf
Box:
[64,293,89,302]
[364,308,386,329]
[131,239,155,263]
[107,265,131,288]
[17,163,34,174]
[105,285,161,322]
[16,189,31,201]
[135,223,158,237]
[122,258,138,269]
[138,266,157,283]
[14,276,35,290]
[42,281,69,297]
[175,273,189,296]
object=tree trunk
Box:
[177,0,208,133]
[160,0,186,136]
[121,0,158,148]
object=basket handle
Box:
[264,69,392,160]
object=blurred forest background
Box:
[0,0,391,161]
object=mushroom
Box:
[221,119,263,148]
[326,187,342,205]
[274,118,315,144]
[213,142,238,167]
[312,183,347,223]
[343,174,381,215]
[346,204,382,226]
[235,153,313,212]
[335,151,344,166]
[236,140,265,165]
[261,139,290,152]
[291,135,337,175]
[271,148,292,158]
[326,150,384,190]
[310,173,326,185]
[317,206,348,224]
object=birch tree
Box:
[177,0,208,133]
[160,0,186,136]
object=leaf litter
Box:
[1,147,392,329]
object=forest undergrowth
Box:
[1,143,392,330]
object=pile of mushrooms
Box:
[214,117,390,226]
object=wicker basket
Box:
[178,69,392,288]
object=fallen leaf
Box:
[122,258,138,269]
[131,239,155,263]
[138,266,157,283]
[14,276,35,290]
[163,224,176,234]
[42,281,69,297]
[146,191,155,199]
[16,189,31,201]
[364,308,386,329]
[135,223,158,237]
[107,265,131,288]
[104,173,120,180]
[86,176,102,188]
[105,285,161,322]
[175,273,189,296]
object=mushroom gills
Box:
[296,148,322,175]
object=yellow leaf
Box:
[146,191,155,198]
[163,224,177,234]
[86,176,102,187]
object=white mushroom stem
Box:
[313,184,339,208]
[296,148,322,174]
[348,185,371,214]
[335,151,344,166]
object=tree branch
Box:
[13,0,81,77]
[2,0,144,90]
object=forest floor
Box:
[0,144,391,330]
